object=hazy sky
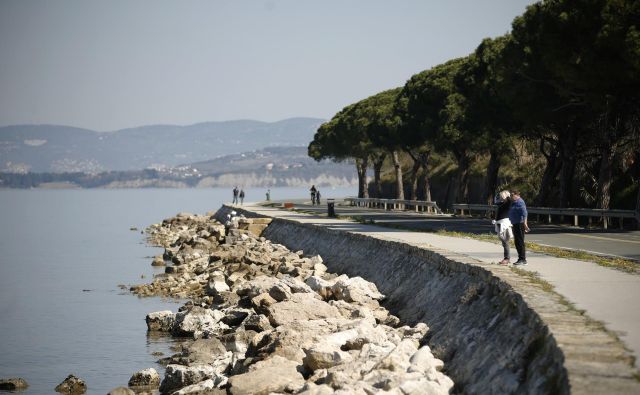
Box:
[0,0,535,131]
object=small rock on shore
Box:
[0,378,29,390]
[55,374,86,394]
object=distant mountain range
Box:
[0,118,324,173]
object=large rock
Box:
[331,276,385,303]
[171,379,217,394]
[55,374,87,394]
[303,343,353,370]
[183,338,228,364]
[173,306,226,338]
[107,387,135,395]
[243,314,272,332]
[228,356,305,395]
[151,255,166,266]
[159,364,226,394]
[0,378,28,390]
[265,293,341,326]
[146,310,175,332]
[128,367,160,388]
[220,330,258,353]
[206,271,230,296]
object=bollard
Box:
[327,199,336,217]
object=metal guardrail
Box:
[344,197,443,215]
[452,203,637,230]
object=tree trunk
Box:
[418,151,432,202]
[372,157,384,198]
[454,151,470,204]
[391,150,404,200]
[534,138,561,207]
[635,179,640,222]
[484,148,501,205]
[444,176,455,209]
[355,158,369,198]
[409,158,421,201]
[558,128,578,208]
[597,144,615,211]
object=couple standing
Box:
[494,190,529,266]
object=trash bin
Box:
[327,199,336,217]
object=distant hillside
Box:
[0,118,324,173]
[0,146,358,189]
[188,146,357,188]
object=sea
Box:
[0,186,354,394]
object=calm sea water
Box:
[0,187,354,394]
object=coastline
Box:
[127,203,640,394]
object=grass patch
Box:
[435,229,640,275]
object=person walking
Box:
[493,190,513,265]
[310,185,317,206]
[266,189,271,202]
[239,189,245,205]
[232,186,239,205]
[509,190,530,265]
[316,189,321,205]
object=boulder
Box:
[159,364,225,394]
[173,306,226,338]
[331,277,385,303]
[219,330,258,353]
[128,367,160,387]
[107,387,135,395]
[265,293,341,327]
[206,271,230,296]
[228,356,305,395]
[303,343,353,370]
[0,378,28,390]
[146,310,175,332]
[235,276,280,298]
[221,308,251,327]
[305,275,335,300]
[55,374,87,394]
[298,383,335,395]
[152,255,166,266]
[182,338,228,364]
[279,275,314,294]
[268,283,292,302]
[243,314,272,332]
[171,379,217,394]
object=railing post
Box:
[574,215,578,227]
[603,216,608,230]
[548,214,552,224]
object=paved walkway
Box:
[238,202,640,369]
[279,199,640,260]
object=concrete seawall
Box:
[215,205,640,394]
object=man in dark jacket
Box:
[509,190,530,265]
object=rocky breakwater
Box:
[133,212,454,394]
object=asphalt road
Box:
[279,200,640,261]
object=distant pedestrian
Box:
[509,190,529,265]
[239,189,245,205]
[316,189,321,205]
[310,185,317,205]
[266,189,271,201]
[492,190,513,265]
[232,186,239,205]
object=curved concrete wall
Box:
[215,205,639,394]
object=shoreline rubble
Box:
[131,211,454,394]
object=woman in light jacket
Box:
[493,190,513,265]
